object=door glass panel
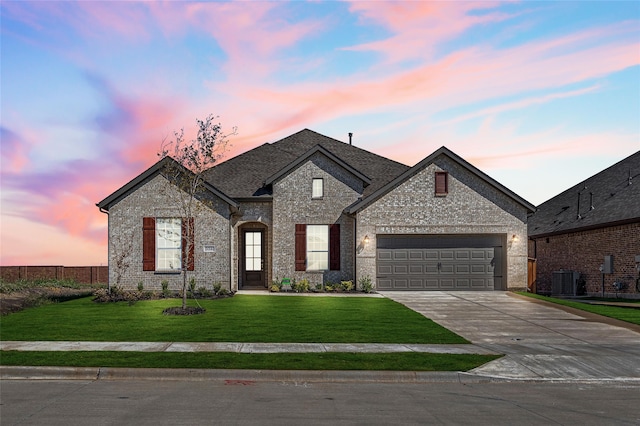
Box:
[245,231,262,271]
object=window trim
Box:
[435,171,449,196]
[312,178,324,199]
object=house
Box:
[97,129,535,292]
[528,150,640,298]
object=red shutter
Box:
[295,224,306,271]
[182,217,195,271]
[142,217,156,271]
[329,224,340,270]
[435,172,448,195]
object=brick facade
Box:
[356,156,529,290]
[107,175,232,291]
[272,152,362,286]
[529,222,640,298]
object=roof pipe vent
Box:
[348,132,353,145]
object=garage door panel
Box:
[409,279,424,289]
[378,265,393,275]
[378,250,392,261]
[409,265,423,274]
[409,251,423,260]
[393,251,408,260]
[393,265,408,274]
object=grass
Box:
[516,292,640,326]
[0,351,500,371]
[0,295,468,344]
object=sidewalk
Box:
[0,341,496,355]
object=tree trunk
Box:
[182,269,187,310]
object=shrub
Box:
[293,278,310,293]
[270,284,280,292]
[189,277,196,294]
[341,280,354,292]
[161,280,170,298]
[213,282,222,295]
[197,286,213,298]
[137,281,144,292]
[271,278,282,290]
[359,275,373,293]
[325,283,334,292]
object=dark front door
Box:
[242,229,265,288]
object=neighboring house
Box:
[97,129,534,292]
[528,151,640,298]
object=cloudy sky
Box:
[1,1,639,266]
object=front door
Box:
[242,229,265,288]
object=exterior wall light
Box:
[511,234,519,242]
[363,235,370,245]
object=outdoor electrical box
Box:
[603,255,614,274]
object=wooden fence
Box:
[0,266,108,284]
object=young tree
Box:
[158,114,236,311]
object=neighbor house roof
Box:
[203,129,409,199]
[528,150,640,238]
[346,146,536,214]
[96,156,238,211]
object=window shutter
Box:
[142,217,156,271]
[295,224,306,271]
[182,217,195,271]
[329,224,340,270]
[435,172,448,195]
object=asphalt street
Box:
[2,379,639,425]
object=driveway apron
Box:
[381,291,640,380]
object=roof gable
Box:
[96,156,238,211]
[346,146,536,214]
[203,129,408,199]
[529,150,640,237]
[264,144,372,187]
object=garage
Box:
[376,235,505,291]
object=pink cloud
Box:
[345,1,512,64]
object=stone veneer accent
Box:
[272,152,362,286]
[107,174,232,291]
[355,155,529,290]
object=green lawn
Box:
[516,292,640,326]
[0,295,468,344]
[0,351,500,371]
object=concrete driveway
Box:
[382,291,640,381]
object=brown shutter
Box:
[435,172,448,195]
[295,224,306,271]
[142,217,156,271]
[329,224,340,270]
[182,217,195,271]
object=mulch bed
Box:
[162,306,206,315]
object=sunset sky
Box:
[1,1,639,266]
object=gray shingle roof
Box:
[528,150,640,237]
[203,129,409,199]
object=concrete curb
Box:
[0,366,483,384]
[4,366,640,384]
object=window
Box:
[245,231,262,271]
[435,171,448,196]
[306,225,328,270]
[142,217,194,272]
[295,224,340,271]
[156,218,182,270]
[312,178,324,199]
